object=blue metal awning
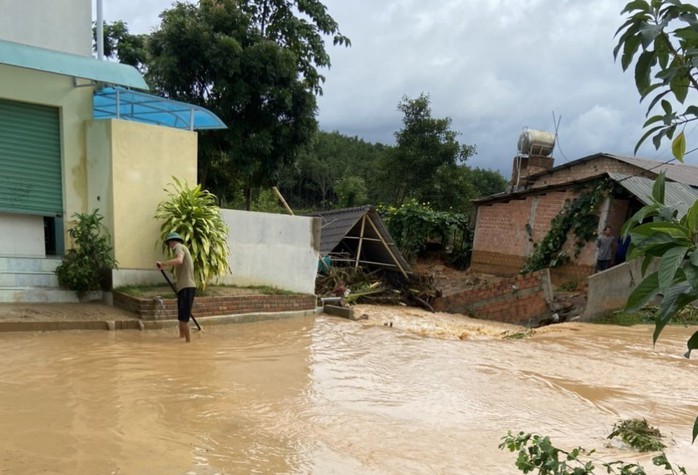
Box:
[0,39,148,89]
[93,87,227,131]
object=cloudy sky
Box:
[102,0,697,177]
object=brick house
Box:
[469,152,698,285]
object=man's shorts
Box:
[177,287,196,322]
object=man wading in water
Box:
[156,232,196,343]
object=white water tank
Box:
[517,129,555,157]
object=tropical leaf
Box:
[654,281,694,344]
[658,246,688,293]
[672,131,686,162]
[625,271,660,312]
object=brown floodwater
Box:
[1,309,697,474]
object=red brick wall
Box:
[114,292,316,320]
[511,155,554,186]
[472,188,599,275]
[433,271,550,325]
[528,158,649,189]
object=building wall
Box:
[0,64,94,253]
[86,119,198,271]
[471,185,629,283]
[473,157,640,282]
[0,0,92,56]
[471,188,588,275]
[528,156,650,189]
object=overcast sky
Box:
[101,0,698,177]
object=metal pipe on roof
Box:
[96,0,104,60]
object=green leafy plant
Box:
[608,419,666,452]
[621,172,698,442]
[155,176,230,291]
[614,0,698,160]
[379,199,471,268]
[499,431,685,474]
[521,180,610,274]
[55,210,117,297]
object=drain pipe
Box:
[96,0,104,59]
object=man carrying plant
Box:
[156,232,196,343]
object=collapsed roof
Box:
[310,206,411,278]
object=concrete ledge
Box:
[0,319,142,333]
[0,308,322,333]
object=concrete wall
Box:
[86,119,198,271]
[582,258,659,320]
[111,209,321,295]
[0,213,44,257]
[217,210,321,295]
[0,0,92,56]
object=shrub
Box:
[55,210,117,297]
[155,177,230,291]
[379,199,471,268]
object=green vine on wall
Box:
[521,179,611,274]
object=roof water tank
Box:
[517,129,555,156]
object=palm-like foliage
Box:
[155,177,230,291]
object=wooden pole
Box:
[272,187,294,215]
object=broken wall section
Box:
[433,270,553,326]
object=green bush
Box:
[55,210,117,297]
[155,177,230,291]
[379,199,471,268]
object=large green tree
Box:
[615,0,698,443]
[383,94,477,209]
[99,0,349,209]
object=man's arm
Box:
[156,252,184,269]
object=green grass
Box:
[595,305,698,326]
[113,283,296,298]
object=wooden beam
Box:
[365,215,408,278]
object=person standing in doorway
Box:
[156,232,196,343]
[596,226,616,272]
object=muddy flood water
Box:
[1,305,697,474]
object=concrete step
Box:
[0,256,62,272]
[0,270,59,287]
[0,287,81,303]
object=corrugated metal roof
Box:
[609,173,698,216]
[310,206,411,276]
[0,38,148,89]
[608,154,698,187]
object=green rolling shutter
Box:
[0,99,62,216]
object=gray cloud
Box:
[107,0,697,176]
